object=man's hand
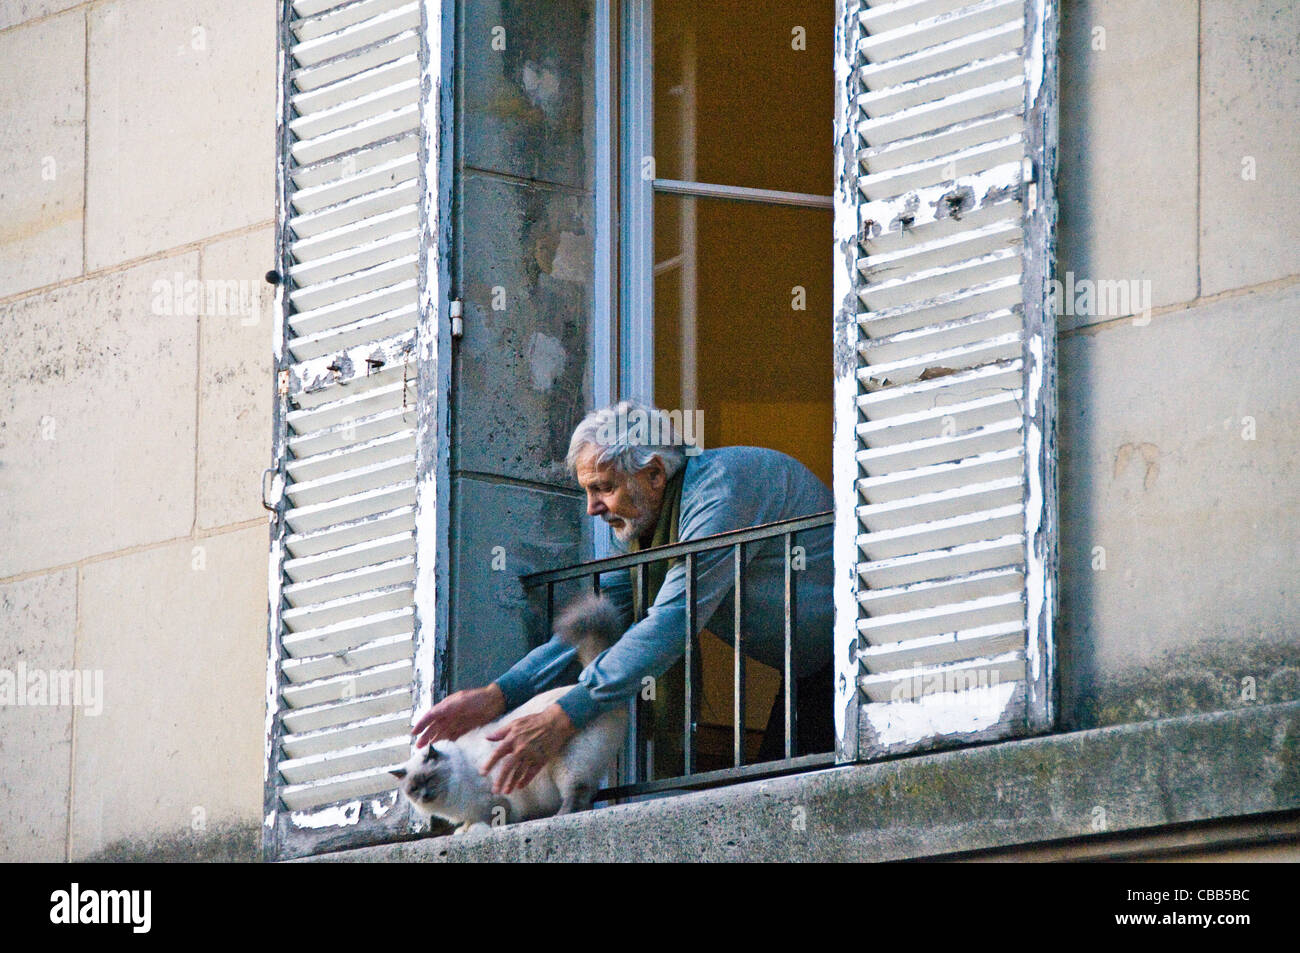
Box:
[480,704,576,795]
[411,684,506,748]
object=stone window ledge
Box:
[297,701,1300,862]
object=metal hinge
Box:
[261,467,285,512]
[450,299,463,340]
[1022,157,1038,214]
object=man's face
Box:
[574,446,667,545]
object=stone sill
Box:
[301,700,1300,862]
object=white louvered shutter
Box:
[264,0,451,860]
[831,0,1058,760]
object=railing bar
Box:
[684,552,695,777]
[546,580,554,637]
[784,531,796,760]
[520,511,833,587]
[733,542,745,769]
[638,563,653,783]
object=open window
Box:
[618,0,837,775]
[262,0,1060,860]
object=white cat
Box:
[392,595,627,834]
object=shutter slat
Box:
[857,0,1023,63]
[280,737,411,786]
[288,328,416,396]
[293,0,414,43]
[855,535,1025,589]
[283,555,415,608]
[290,133,418,193]
[857,475,1024,531]
[856,390,1022,445]
[279,760,407,812]
[858,650,1026,702]
[860,599,1025,647]
[857,446,1024,502]
[281,711,410,760]
[857,565,1023,614]
[280,660,412,717]
[281,582,415,633]
[284,531,415,584]
[282,606,415,658]
[282,632,414,683]
[285,505,415,559]
[280,687,410,736]
[290,3,420,69]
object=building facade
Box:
[1,0,1297,862]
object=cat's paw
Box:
[454,821,492,836]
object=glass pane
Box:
[653,193,833,488]
[653,0,835,196]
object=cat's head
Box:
[391,743,454,818]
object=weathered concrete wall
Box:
[447,0,596,689]
[0,0,273,861]
[1056,0,1300,730]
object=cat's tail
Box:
[554,594,622,669]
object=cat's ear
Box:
[390,767,407,779]
[424,745,441,762]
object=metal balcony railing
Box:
[521,510,836,800]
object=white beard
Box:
[607,478,658,544]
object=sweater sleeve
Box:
[492,566,635,712]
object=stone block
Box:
[197,228,275,530]
[1057,0,1198,324]
[1058,284,1300,726]
[0,11,84,297]
[0,254,199,577]
[461,0,592,189]
[455,173,593,486]
[0,569,77,861]
[1200,0,1300,295]
[85,0,275,269]
[70,526,267,859]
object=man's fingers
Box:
[411,709,435,735]
[481,736,511,776]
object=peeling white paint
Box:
[865,680,1018,747]
[290,800,363,830]
[1027,0,1046,104]
[549,231,591,283]
[522,61,562,117]
[526,332,567,391]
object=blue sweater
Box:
[494,446,835,728]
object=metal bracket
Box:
[261,467,285,512]
[450,299,463,340]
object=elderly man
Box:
[412,401,834,795]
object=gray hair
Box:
[566,400,688,479]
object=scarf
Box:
[627,465,686,620]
